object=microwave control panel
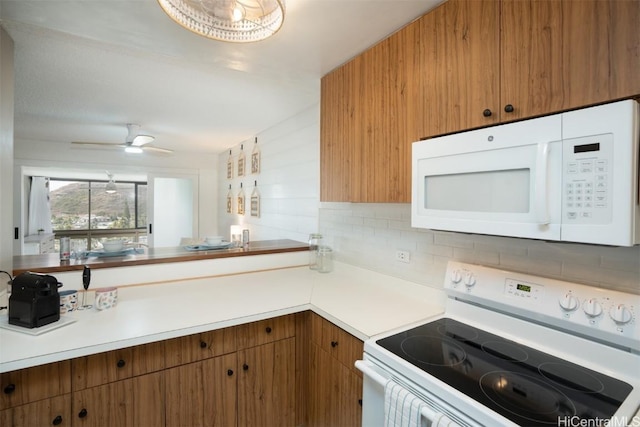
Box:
[562,134,613,224]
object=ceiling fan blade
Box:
[71,141,123,147]
[132,134,155,146]
[143,145,173,154]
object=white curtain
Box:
[28,176,53,235]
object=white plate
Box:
[184,241,233,251]
[0,315,77,335]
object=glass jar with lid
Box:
[308,233,323,269]
[317,246,333,273]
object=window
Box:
[49,178,147,250]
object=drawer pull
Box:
[243,364,249,371]
[265,326,272,334]
[483,109,492,117]
[3,383,15,394]
[52,415,63,425]
[227,369,234,376]
[358,399,363,407]
[200,340,207,349]
[117,359,126,368]
[504,104,515,113]
[331,341,338,348]
[78,408,88,418]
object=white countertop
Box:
[0,261,445,373]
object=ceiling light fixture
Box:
[157,0,285,43]
[105,171,117,194]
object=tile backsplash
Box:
[319,202,640,294]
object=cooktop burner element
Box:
[377,318,633,426]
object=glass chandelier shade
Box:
[157,0,285,43]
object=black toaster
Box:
[9,272,62,328]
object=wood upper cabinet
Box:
[320,0,640,203]
[414,0,500,138]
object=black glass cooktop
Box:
[376,318,633,426]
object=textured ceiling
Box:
[1,0,443,155]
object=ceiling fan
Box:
[71,124,173,154]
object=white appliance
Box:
[412,100,640,246]
[356,261,640,426]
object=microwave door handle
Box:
[535,141,550,225]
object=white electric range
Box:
[357,261,640,426]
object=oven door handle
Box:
[535,141,550,225]
[355,360,462,427]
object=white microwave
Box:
[412,99,640,246]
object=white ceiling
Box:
[1,0,443,155]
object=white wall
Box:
[217,105,320,243]
[0,27,14,276]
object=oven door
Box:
[356,356,481,427]
[412,113,562,241]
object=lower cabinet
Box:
[0,394,71,426]
[238,337,296,427]
[72,371,165,426]
[0,312,363,426]
[164,353,237,427]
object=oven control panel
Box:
[446,261,640,352]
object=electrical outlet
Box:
[395,250,411,263]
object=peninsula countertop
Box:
[12,239,308,275]
[0,262,445,373]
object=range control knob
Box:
[583,298,603,318]
[450,269,462,284]
[558,293,579,312]
[463,272,477,289]
[609,304,633,325]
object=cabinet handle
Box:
[200,340,207,349]
[265,326,272,334]
[504,104,514,113]
[331,341,338,348]
[3,383,15,394]
[242,364,249,371]
[116,359,126,368]
[52,415,63,425]
[78,408,88,418]
[482,109,492,117]
[227,369,234,376]
[358,399,363,407]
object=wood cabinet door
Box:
[72,372,164,427]
[237,338,295,427]
[416,0,501,139]
[0,394,71,427]
[308,344,362,427]
[320,57,360,202]
[164,353,237,427]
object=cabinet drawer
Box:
[237,314,296,350]
[71,341,165,390]
[165,326,237,368]
[0,361,71,410]
[310,313,363,376]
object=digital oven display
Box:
[516,283,531,293]
[573,142,600,153]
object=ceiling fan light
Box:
[157,0,285,43]
[125,146,144,154]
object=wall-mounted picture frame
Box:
[226,150,233,180]
[251,181,260,217]
[237,144,246,177]
[251,137,260,174]
[237,183,245,215]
